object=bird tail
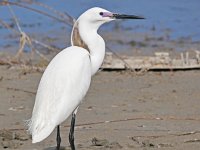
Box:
[25,118,55,143]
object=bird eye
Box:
[99,12,103,16]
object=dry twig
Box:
[106,46,135,71]
[5,2,50,62]
[0,19,60,52]
[27,1,74,25]
[0,1,71,25]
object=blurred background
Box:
[0,0,200,56]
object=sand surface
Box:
[0,65,200,150]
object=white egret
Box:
[28,7,144,150]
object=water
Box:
[0,0,200,51]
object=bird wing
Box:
[29,46,91,143]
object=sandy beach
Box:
[0,64,200,150]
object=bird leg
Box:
[56,125,61,150]
[69,113,76,150]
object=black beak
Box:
[113,14,145,19]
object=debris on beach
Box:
[91,137,123,149]
[102,51,200,71]
[0,129,29,149]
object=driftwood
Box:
[102,51,200,71]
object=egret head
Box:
[78,7,145,28]
[71,7,144,51]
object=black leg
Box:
[69,113,76,150]
[57,125,61,150]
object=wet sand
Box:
[0,65,200,150]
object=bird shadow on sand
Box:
[44,146,69,150]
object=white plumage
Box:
[30,47,91,143]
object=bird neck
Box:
[71,21,105,76]
[88,32,105,76]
